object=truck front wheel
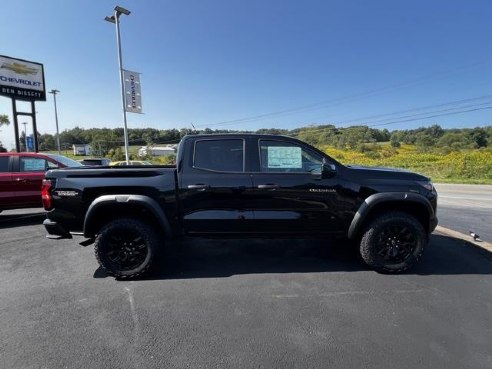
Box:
[359,212,426,273]
[94,217,159,279]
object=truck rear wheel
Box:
[359,212,426,273]
[94,218,159,279]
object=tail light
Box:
[41,179,54,210]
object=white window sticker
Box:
[21,158,45,171]
[267,146,302,168]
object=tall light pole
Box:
[49,89,61,154]
[105,5,131,164]
[21,122,28,151]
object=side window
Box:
[194,139,244,172]
[20,157,47,172]
[47,161,59,169]
[259,140,323,173]
[0,157,9,172]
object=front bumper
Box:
[43,219,72,239]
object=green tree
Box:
[390,134,401,148]
[415,132,436,152]
[297,125,322,146]
[0,114,10,150]
[107,147,126,161]
[0,114,9,126]
[425,124,444,139]
[470,128,488,148]
[256,128,290,136]
[339,126,375,150]
[38,133,56,151]
[142,128,160,145]
[436,132,473,151]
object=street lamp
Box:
[21,122,28,152]
[105,5,131,164]
[48,89,61,154]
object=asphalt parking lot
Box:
[0,210,491,369]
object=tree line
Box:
[54,124,492,154]
[294,124,491,153]
[1,114,491,155]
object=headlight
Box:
[417,181,434,191]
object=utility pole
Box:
[49,89,61,154]
[21,122,28,151]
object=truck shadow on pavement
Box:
[93,233,492,280]
[0,213,45,229]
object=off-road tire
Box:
[360,211,426,274]
[94,217,160,279]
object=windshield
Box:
[45,154,83,167]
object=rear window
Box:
[0,157,8,172]
[194,139,244,172]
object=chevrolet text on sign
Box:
[0,55,46,101]
[123,69,143,114]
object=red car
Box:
[0,152,82,213]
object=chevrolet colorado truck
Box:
[42,134,438,278]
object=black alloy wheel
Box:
[105,231,148,271]
[359,211,426,273]
[95,218,160,279]
[374,225,417,264]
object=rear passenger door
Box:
[178,138,255,234]
[0,156,13,210]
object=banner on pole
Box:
[123,69,143,113]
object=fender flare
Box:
[347,192,435,239]
[83,194,173,239]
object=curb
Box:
[435,225,492,253]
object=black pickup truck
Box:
[43,134,438,278]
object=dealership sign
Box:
[123,69,142,113]
[0,55,46,101]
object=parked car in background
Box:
[0,152,82,213]
[110,160,153,166]
[78,158,111,166]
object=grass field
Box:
[322,144,492,184]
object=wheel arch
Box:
[84,194,173,239]
[348,192,434,240]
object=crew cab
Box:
[0,152,81,213]
[42,134,438,278]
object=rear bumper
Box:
[43,219,72,239]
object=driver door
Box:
[250,139,347,235]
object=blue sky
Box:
[1,0,492,148]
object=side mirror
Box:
[322,163,336,178]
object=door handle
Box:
[187,184,210,190]
[15,178,28,183]
[257,184,279,189]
